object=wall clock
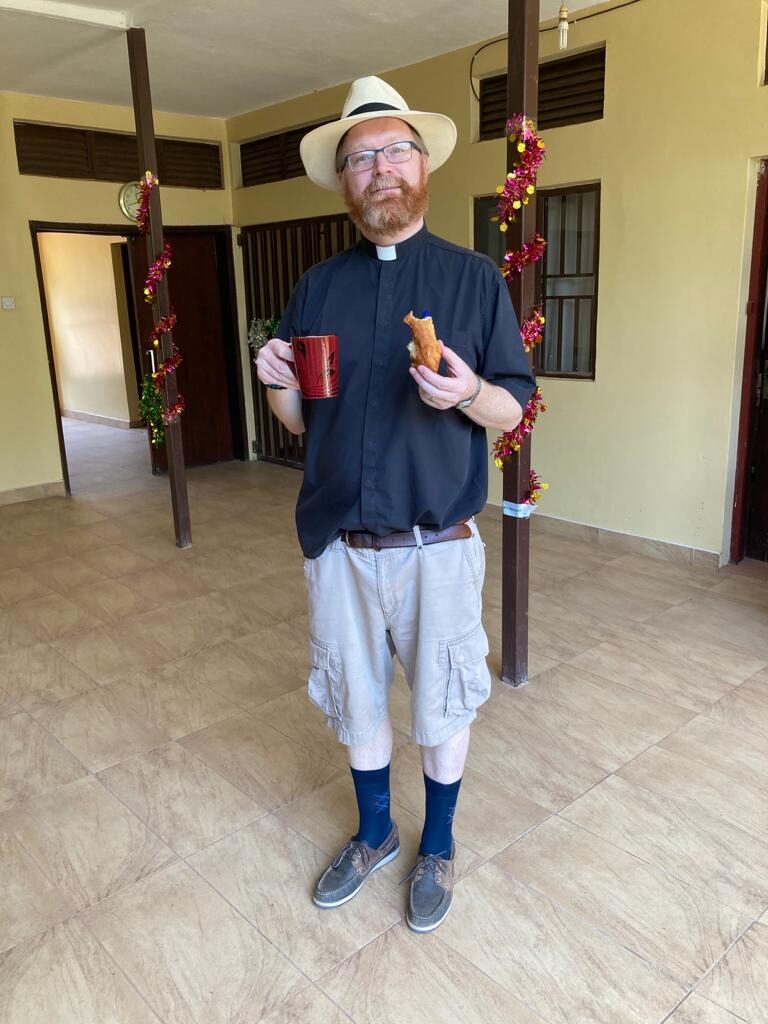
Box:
[118,181,141,222]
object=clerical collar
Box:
[361,224,429,261]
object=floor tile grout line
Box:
[491,668,700,746]
[495,827,753,995]
[553,796,768,922]
[92,744,273,858]
[181,850,343,993]
[76,913,171,1024]
[416,923,554,1023]
[595,740,768,842]
[662,917,760,1023]
[303,980,360,1024]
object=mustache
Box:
[368,175,407,195]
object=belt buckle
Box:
[372,534,383,551]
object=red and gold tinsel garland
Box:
[148,307,177,347]
[143,241,173,303]
[136,170,159,233]
[492,114,548,480]
[493,387,547,465]
[520,307,545,353]
[153,345,182,388]
[135,169,184,445]
[494,115,546,233]
[163,396,186,424]
[523,468,549,505]
[501,234,547,278]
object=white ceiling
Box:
[0,0,595,118]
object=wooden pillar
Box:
[501,0,539,686]
[126,27,192,548]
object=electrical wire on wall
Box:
[469,0,644,100]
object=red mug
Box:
[291,335,339,399]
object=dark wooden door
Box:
[241,213,359,467]
[128,230,239,469]
[746,293,768,559]
[734,162,768,561]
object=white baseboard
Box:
[61,410,142,429]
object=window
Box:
[474,182,600,378]
[14,121,222,188]
[240,119,333,187]
[478,47,606,140]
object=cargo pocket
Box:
[440,623,491,716]
[307,636,343,720]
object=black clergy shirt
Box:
[277,225,536,558]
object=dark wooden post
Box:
[501,0,539,686]
[127,27,192,548]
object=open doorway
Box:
[33,228,146,496]
[31,222,248,496]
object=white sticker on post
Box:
[503,500,538,519]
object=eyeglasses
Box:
[339,140,424,173]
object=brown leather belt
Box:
[342,520,472,550]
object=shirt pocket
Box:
[449,329,482,371]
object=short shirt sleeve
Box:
[478,263,537,411]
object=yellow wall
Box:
[0,91,231,493]
[227,0,768,556]
[39,233,133,424]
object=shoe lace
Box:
[332,839,370,873]
[401,853,447,887]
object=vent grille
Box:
[478,46,606,140]
[240,119,332,187]
[14,121,222,188]
[157,138,222,189]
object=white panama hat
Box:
[299,75,457,192]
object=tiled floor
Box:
[1,418,767,1023]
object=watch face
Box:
[118,181,141,222]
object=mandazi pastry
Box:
[404,310,441,373]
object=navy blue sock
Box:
[419,773,462,859]
[350,764,392,848]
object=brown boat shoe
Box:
[313,822,400,909]
[404,845,455,933]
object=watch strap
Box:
[455,374,482,410]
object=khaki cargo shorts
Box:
[304,519,491,747]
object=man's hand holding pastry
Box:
[409,342,481,412]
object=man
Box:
[255,76,535,933]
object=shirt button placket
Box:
[360,261,396,529]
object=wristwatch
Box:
[454,375,482,411]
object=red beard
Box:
[343,170,429,235]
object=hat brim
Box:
[300,109,457,192]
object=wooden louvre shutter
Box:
[14,121,221,188]
[282,127,308,180]
[241,134,284,186]
[538,47,605,129]
[478,75,508,142]
[478,46,605,139]
[91,131,140,182]
[240,119,333,187]
[15,122,91,178]
[156,138,223,189]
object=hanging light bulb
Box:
[558,2,569,49]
